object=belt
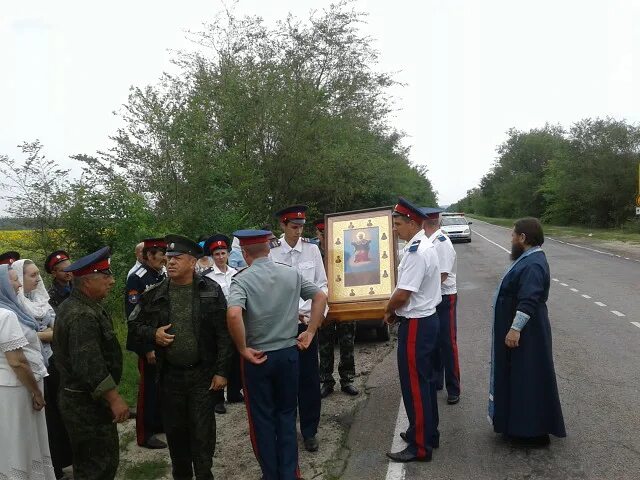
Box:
[165,361,202,370]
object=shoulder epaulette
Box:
[232,267,248,277]
[408,239,421,252]
[438,235,447,242]
[201,267,214,276]
[140,279,164,296]
[135,266,147,278]
[269,238,281,249]
[301,237,311,243]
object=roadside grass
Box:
[120,459,169,480]
[468,215,640,244]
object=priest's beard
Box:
[510,242,525,261]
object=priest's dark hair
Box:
[514,217,544,247]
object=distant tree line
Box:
[0,2,436,318]
[451,118,640,228]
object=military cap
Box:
[142,238,167,250]
[45,250,71,274]
[419,206,444,220]
[0,251,20,266]
[64,246,111,277]
[165,234,203,258]
[313,219,325,232]
[275,205,307,225]
[233,229,273,246]
[393,197,427,223]
[204,234,231,254]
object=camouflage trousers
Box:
[58,390,119,480]
[318,320,356,387]
[160,365,216,480]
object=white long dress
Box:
[0,308,55,480]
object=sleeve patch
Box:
[127,290,140,304]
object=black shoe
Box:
[320,384,334,399]
[142,436,167,449]
[399,431,439,448]
[341,384,359,396]
[447,394,460,405]
[215,402,227,414]
[386,446,432,463]
[509,435,550,448]
[304,436,319,452]
[54,468,66,480]
[227,393,244,403]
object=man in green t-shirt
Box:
[128,235,232,480]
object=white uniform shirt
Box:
[204,263,237,298]
[270,237,328,317]
[395,230,442,318]
[427,228,457,295]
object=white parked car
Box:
[440,214,472,242]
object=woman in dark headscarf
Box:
[0,264,56,480]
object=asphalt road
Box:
[341,220,640,480]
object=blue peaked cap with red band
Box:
[393,197,427,223]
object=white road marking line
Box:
[552,278,559,282]
[385,400,409,480]
[560,283,568,287]
[594,301,607,307]
[611,310,626,317]
[631,322,640,329]
[473,231,510,253]
[581,294,591,299]
[472,219,640,264]
[570,288,579,292]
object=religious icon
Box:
[367,219,373,226]
[336,275,342,282]
[335,238,341,245]
[348,222,355,229]
[349,289,356,296]
[369,287,375,295]
[336,255,342,264]
[381,232,387,240]
[382,251,388,259]
[352,231,372,263]
[383,270,388,278]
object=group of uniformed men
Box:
[20,197,460,479]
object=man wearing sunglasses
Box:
[53,246,129,480]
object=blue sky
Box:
[2,0,639,205]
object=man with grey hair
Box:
[54,247,129,480]
[127,242,145,279]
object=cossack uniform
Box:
[124,238,167,449]
[391,199,442,461]
[45,250,72,310]
[422,208,460,403]
[270,205,327,450]
[228,229,321,480]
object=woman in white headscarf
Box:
[0,263,56,480]
[13,259,72,479]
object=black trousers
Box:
[160,365,216,480]
[44,357,73,473]
[297,324,321,440]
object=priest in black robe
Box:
[489,217,566,447]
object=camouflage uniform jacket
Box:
[53,289,123,399]
[128,274,232,379]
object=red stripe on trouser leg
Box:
[296,465,302,479]
[407,318,427,458]
[449,294,460,388]
[136,357,145,445]
[240,359,260,460]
